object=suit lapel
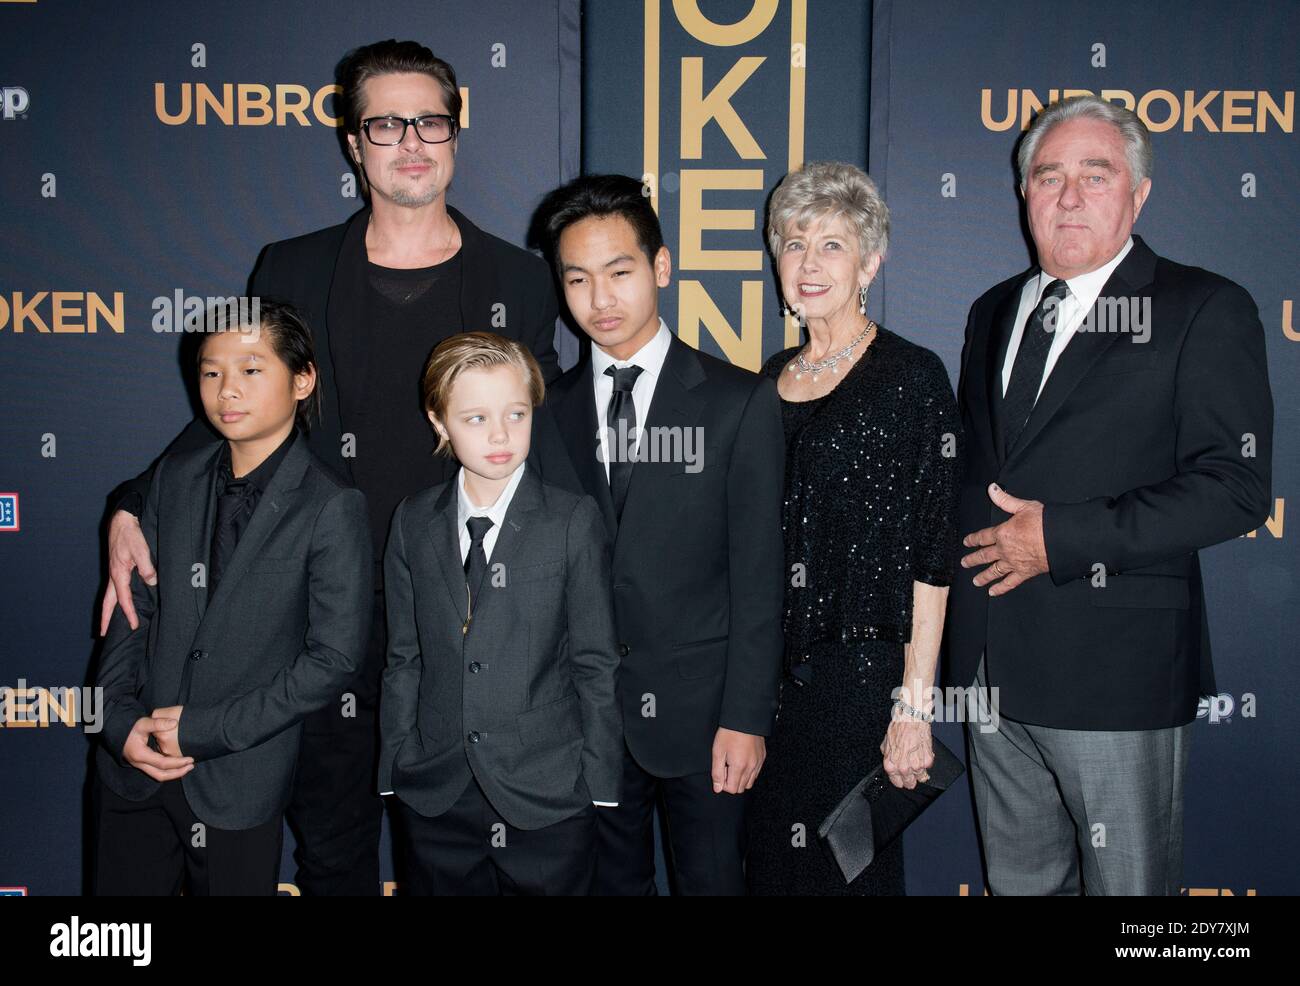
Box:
[197,434,310,629]
[984,270,1035,466]
[554,361,618,540]
[429,466,544,626]
[477,466,541,615]
[187,443,225,623]
[448,205,484,332]
[325,208,373,441]
[1006,237,1158,465]
[429,481,469,625]
[613,336,706,568]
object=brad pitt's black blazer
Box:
[946,236,1273,730]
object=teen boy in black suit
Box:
[95,301,372,895]
[538,175,785,895]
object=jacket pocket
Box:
[507,560,564,585]
[1090,349,1159,377]
[247,555,303,574]
[516,692,583,745]
[674,635,728,679]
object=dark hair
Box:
[197,298,321,430]
[337,39,461,137]
[537,174,665,276]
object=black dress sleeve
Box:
[909,350,961,587]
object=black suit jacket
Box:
[547,335,786,777]
[96,432,373,829]
[109,205,569,531]
[946,236,1273,730]
[379,465,622,829]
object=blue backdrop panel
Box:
[1,0,1295,897]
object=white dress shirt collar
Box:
[1033,235,1134,310]
[456,461,526,563]
[1002,237,1137,401]
[590,316,672,383]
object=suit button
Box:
[617,644,629,657]
[467,731,480,744]
[190,650,202,661]
[469,661,481,673]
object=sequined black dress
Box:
[746,326,959,896]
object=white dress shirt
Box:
[455,461,526,564]
[1001,236,1134,401]
[591,317,673,481]
[454,462,617,807]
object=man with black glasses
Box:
[99,39,568,895]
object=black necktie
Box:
[604,364,644,519]
[1001,278,1069,454]
[464,515,494,607]
[210,478,251,597]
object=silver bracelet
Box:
[893,699,934,723]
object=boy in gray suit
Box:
[380,332,622,895]
[94,300,373,895]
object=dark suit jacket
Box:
[109,204,569,527]
[96,432,373,829]
[379,465,622,830]
[946,236,1273,730]
[546,334,786,777]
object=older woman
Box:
[746,162,959,896]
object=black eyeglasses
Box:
[360,114,457,146]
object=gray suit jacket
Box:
[96,432,373,829]
[379,465,622,830]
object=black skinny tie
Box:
[1002,278,1070,453]
[464,515,494,605]
[605,364,644,519]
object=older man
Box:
[948,95,1273,895]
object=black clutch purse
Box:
[816,736,965,884]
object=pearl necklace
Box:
[789,320,876,380]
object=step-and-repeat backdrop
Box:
[3,0,1294,894]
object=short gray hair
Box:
[1017,94,1153,191]
[766,161,889,264]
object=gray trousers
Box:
[965,657,1192,895]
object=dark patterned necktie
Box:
[209,478,251,597]
[604,364,644,519]
[464,515,494,606]
[1001,278,1069,453]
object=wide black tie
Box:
[210,478,251,598]
[1001,278,1069,454]
[605,364,644,520]
[464,515,494,606]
